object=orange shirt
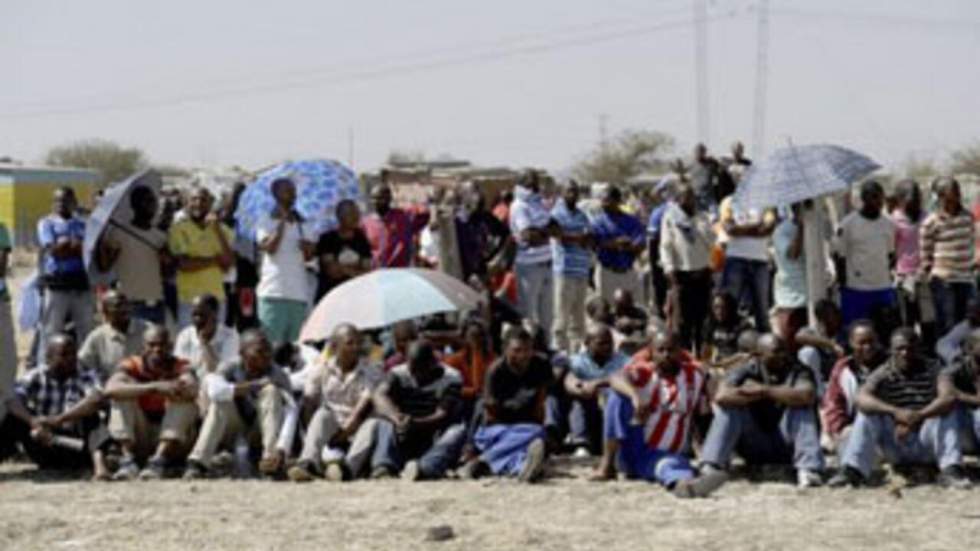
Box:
[119,355,190,415]
[445,347,496,400]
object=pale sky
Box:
[3,0,978,175]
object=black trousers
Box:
[0,414,101,469]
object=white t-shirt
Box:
[724,203,772,262]
[834,212,895,291]
[255,215,316,302]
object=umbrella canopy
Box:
[82,169,163,280]
[299,268,483,342]
[733,144,880,211]
[234,159,361,241]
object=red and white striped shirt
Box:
[625,350,708,454]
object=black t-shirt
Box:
[726,358,815,431]
[943,358,979,396]
[315,229,372,299]
[386,364,463,422]
[484,354,555,424]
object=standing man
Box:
[718,192,776,332]
[255,178,317,344]
[659,184,715,353]
[314,199,372,302]
[646,181,674,317]
[38,187,93,351]
[96,185,170,324]
[362,178,430,268]
[688,144,729,215]
[700,333,825,488]
[455,181,510,284]
[510,170,555,336]
[550,180,592,353]
[78,291,147,382]
[370,340,465,481]
[105,325,199,480]
[591,185,646,302]
[168,187,233,328]
[834,181,897,328]
[831,328,969,488]
[0,220,14,402]
[184,330,292,479]
[921,177,976,336]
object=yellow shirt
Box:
[168,219,232,302]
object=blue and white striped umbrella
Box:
[734,144,880,211]
[235,159,361,241]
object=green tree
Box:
[572,130,675,184]
[44,139,148,185]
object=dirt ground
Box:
[4,258,980,551]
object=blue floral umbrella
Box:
[235,159,361,241]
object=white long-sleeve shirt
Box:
[659,203,714,273]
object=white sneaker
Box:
[797,469,823,488]
[572,446,591,459]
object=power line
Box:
[771,7,980,29]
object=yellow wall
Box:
[2,181,99,246]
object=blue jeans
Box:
[721,257,771,331]
[701,405,824,471]
[839,412,962,478]
[930,280,976,336]
[544,393,602,451]
[840,287,897,330]
[474,423,546,476]
[954,406,980,455]
[603,391,695,486]
[371,420,466,479]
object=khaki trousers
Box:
[594,265,642,303]
[0,299,16,406]
[552,276,588,354]
[299,408,378,477]
[188,384,283,465]
[109,399,198,460]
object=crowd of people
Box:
[2,140,980,498]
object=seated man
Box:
[936,297,980,366]
[288,324,383,482]
[462,329,553,483]
[831,328,969,488]
[385,320,419,372]
[105,325,199,480]
[78,291,147,381]
[938,328,980,455]
[820,321,881,452]
[370,340,465,481]
[591,330,723,498]
[549,323,629,456]
[612,288,649,337]
[0,333,110,479]
[700,333,825,488]
[185,330,292,479]
[174,293,240,379]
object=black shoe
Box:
[938,466,971,489]
[183,460,209,480]
[827,466,864,488]
[139,456,167,481]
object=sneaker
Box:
[183,460,209,480]
[113,457,140,482]
[938,466,972,489]
[519,438,547,483]
[572,446,592,459]
[458,459,489,480]
[258,455,283,478]
[287,462,315,483]
[371,466,394,480]
[139,457,166,481]
[401,460,422,482]
[674,466,729,499]
[797,469,823,489]
[827,466,864,488]
[325,462,345,482]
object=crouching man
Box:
[288,324,383,482]
[184,330,292,479]
[105,325,198,480]
[0,333,110,479]
[370,340,466,481]
[700,333,825,488]
[830,328,969,488]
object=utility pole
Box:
[694,0,709,145]
[751,0,770,158]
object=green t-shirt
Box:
[0,223,10,300]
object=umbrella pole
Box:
[803,202,827,328]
